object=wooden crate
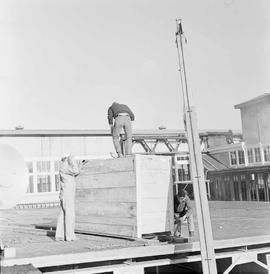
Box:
[75,154,174,238]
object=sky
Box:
[0,0,269,131]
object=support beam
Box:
[185,107,217,274]
[164,140,175,152]
[138,140,152,153]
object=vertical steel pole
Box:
[175,19,217,274]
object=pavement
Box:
[0,201,270,259]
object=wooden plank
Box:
[77,171,135,189]
[139,170,171,184]
[136,156,171,170]
[135,154,173,237]
[1,264,42,274]
[75,222,136,238]
[184,106,217,273]
[75,157,137,236]
[3,233,270,268]
[76,216,137,226]
[135,155,142,238]
[140,198,169,213]
[167,173,174,234]
[76,187,136,202]
[76,202,136,218]
[140,183,170,198]
[1,244,179,268]
[81,157,134,174]
[140,212,169,234]
[75,201,136,218]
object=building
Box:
[0,129,240,206]
[206,94,270,202]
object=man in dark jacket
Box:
[174,189,195,237]
[107,102,135,157]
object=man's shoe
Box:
[174,231,181,237]
[66,237,80,241]
[55,237,64,242]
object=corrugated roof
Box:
[202,153,229,171]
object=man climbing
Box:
[174,189,195,238]
[55,154,80,241]
[107,102,135,158]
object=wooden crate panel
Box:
[81,157,134,174]
[75,222,136,238]
[141,212,171,234]
[77,171,135,189]
[137,157,170,170]
[140,197,169,213]
[135,155,173,236]
[140,182,171,198]
[75,155,173,238]
[76,187,136,202]
[76,201,136,218]
[76,215,137,226]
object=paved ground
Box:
[1,201,270,259]
[0,207,145,259]
[208,201,270,240]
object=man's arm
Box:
[184,197,193,217]
[127,107,135,121]
[60,157,80,176]
[107,107,114,125]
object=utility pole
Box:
[175,19,217,274]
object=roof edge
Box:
[234,93,270,109]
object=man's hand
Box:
[182,215,188,223]
[174,213,180,222]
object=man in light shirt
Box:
[55,155,80,241]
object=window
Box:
[176,155,189,161]
[230,151,237,166]
[26,161,34,193]
[254,147,261,162]
[55,174,60,191]
[240,174,247,201]
[233,175,240,200]
[257,174,265,201]
[37,175,51,192]
[238,150,245,165]
[27,175,34,193]
[36,161,52,193]
[26,162,33,173]
[37,161,50,173]
[264,146,270,162]
[54,160,60,172]
[177,164,190,181]
[224,176,231,200]
[247,149,254,164]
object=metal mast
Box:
[175,19,217,274]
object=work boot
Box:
[66,236,80,241]
[174,231,181,237]
[55,237,64,242]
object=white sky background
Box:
[0,0,269,131]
